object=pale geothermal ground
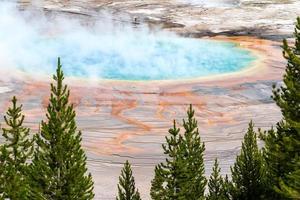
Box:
[0,0,299,199]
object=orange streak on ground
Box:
[0,36,284,158]
[85,98,153,155]
[111,99,151,132]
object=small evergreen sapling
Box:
[222,175,233,200]
[206,158,226,200]
[231,121,265,200]
[150,121,183,200]
[180,105,206,199]
[0,96,33,199]
[151,105,206,200]
[116,160,141,200]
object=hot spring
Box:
[0,3,256,81]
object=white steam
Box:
[0,2,254,81]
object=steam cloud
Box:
[0,1,254,81]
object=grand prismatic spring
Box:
[0,0,300,199]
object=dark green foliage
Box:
[206,158,226,200]
[0,96,33,199]
[151,105,206,200]
[221,175,233,200]
[150,120,182,200]
[261,17,300,199]
[180,105,206,199]
[231,121,265,200]
[116,160,141,200]
[260,123,294,199]
[31,58,94,200]
[276,159,300,199]
[274,18,300,124]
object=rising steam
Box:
[0,1,254,81]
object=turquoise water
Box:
[54,37,255,80]
[17,36,255,81]
[2,33,256,81]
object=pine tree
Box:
[0,134,7,198]
[180,104,206,199]
[274,17,300,124]
[277,160,300,199]
[116,160,141,200]
[31,58,94,199]
[261,17,300,199]
[151,105,206,200]
[231,121,265,200]
[260,123,293,199]
[0,146,6,198]
[206,158,226,200]
[221,175,233,200]
[0,96,33,199]
[150,120,183,200]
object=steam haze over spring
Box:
[0,2,255,81]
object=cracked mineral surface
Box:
[19,0,300,39]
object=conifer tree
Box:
[0,146,5,198]
[261,17,300,199]
[116,160,141,200]
[180,104,206,199]
[31,58,94,199]
[231,121,265,200]
[0,96,33,199]
[150,121,183,200]
[277,160,300,199]
[206,158,226,200]
[0,137,7,198]
[151,105,206,200]
[222,175,233,200]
